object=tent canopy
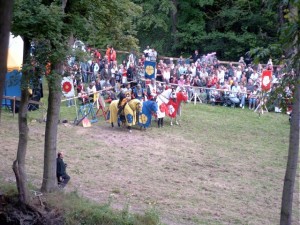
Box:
[7,33,23,72]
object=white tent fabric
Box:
[7,33,24,72]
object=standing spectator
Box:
[156,65,163,82]
[238,56,246,66]
[94,49,102,63]
[227,63,234,78]
[127,63,136,83]
[106,45,111,63]
[149,48,157,62]
[178,55,185,66]
[100,63,110,80]
[163,67,171,82]
[217,66,225,84]
[190,50,201,63]
[250,69,259,82]
[119,64,127,84]
[127,51,137,67]
[80,61,89,83]
[132,83,146,101]
[169,58,175,70]
[115,66,122,84]
[236,66,242,82]
[147,78,157,100]
[139,55,146,66]
[143,46,151,61]
[190,63,197,77]
[110,63,118,86]
[110,47,117,67]
[245,66,253,82]
[90,60,99,82]
[56,152,70,188]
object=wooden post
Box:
[13,96,16,118]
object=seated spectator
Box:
[77,81,88,104]
[238,83,247,109]
[102,79,114,99]
[86,81,97,102]
[87,81,96,95]
[229,81,240,106]
[76,81,85,95]
[248,85,259,110]
[177,76,185,88]
[191,76,201,87]
[178,63,187,76]
[95,78,101,91]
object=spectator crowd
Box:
[65,43,294,113]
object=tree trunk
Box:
[41,67,62,192]
[41,0,67,193]
[280,2,300,224]
[0,0,14,123]
[12,37,31,205]
[13,88,30,205]
[280,73,300,224]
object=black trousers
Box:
[58,174,70,188]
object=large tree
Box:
[0,0,14,124]
[279,1,300,224]
[133,0,175,54]
[12,0,142,197]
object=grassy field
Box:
[0,101,298,225]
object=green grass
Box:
[0,99,295,225]
[45,191,161,225]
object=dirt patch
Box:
[0,194,63,225]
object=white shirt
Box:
[87,85,96,95]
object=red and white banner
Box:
[261,70,272,91]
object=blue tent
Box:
[2,70,22,107]
[2,33,23,107]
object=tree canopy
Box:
[133,0,280,60]
[11,0,282,60]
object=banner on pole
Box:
[261,70,272,91]
[144,61,156,79]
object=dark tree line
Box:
[131,0,281,60]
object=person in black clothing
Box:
[56,152,70,188]
[190,50,201,63]
[127,63,136,82]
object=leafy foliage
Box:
[133,0,280,59]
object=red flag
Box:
[261,70,272,91]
